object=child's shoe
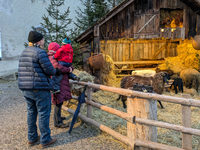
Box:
[72,76,80,81]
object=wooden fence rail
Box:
[71,95,200,136]
[62,106,183,150]
[65,81,200,149]
[70,81,200,107]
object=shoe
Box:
[61,117,66,120]
[41,137,57,148]
[28,136,40,146]
[73,76,80,81]
[51,90,60,94]
[55,123,69,128]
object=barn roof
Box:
[75,0,134,43]
[75,0,200,43]
[181,0,200,14]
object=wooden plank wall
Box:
[99,2,135,40]
[99,0,198,42]
[101,39,179,61]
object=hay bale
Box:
[70,70,95,96]
[183,87,197,96]
[100,54,116,86]
[159,43,200,74]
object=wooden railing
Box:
[62,80,200,150]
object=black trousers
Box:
[53,102,63,127]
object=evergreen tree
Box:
[107,0,124,9]
[91,0,109,23]
[75,0,109,32]
[40,0,72,50]
[74,0,93,32]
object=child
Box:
[51,38,79,93]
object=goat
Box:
[155,68,174,76]
[180,69,200,92]
[170,76,183,94]
[117,72,170,109]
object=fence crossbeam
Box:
[72,95,200,136]
[70,80,200,107]
[62,106,184,150]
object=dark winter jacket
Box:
[18,46,56,90]
[48,51,72,104]
[54,44,74,63]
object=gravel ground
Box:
[0,80,127,150]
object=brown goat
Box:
[117,72,169,108]
[155,68,174,76]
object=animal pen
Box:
[75,0,200,77]
[63,81,200,150]
[100,39,181,76]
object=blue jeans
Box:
[22,90,52,145]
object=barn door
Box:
[134,13,160,39]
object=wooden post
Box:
[181,94,192,150]
[127,96,157,150]
[87,82,92,118]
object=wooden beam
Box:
[137,14,156,33]
[87,85,92,118]
[181,94,192,150]
[113,68,156,71]
[62,106,135,149]
[62,106,184,150]
[72,95,133,123]
[71,95,200,136]
[69,80,200,107]
[151,43,167,59]
[113,60,165,65]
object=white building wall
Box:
[0,0,83,60]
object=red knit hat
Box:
[48,42,60,52]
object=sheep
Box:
[170,75,183,94]
[117,72,170,109]
[155,68,174,76]
[180,69,200,92]
[131,69,156,77]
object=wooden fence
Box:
[63,81,200,150]
[100,39,180,62]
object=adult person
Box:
[47,42,73,128]
[18,31,59,148]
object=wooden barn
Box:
[75,0,200,76]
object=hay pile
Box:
[100,54,117,87]
[159,42,200,74]
[70,69,95,95]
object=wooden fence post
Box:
[181,94,192,150]
[87,82,92,118]
[127,96,157,150]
